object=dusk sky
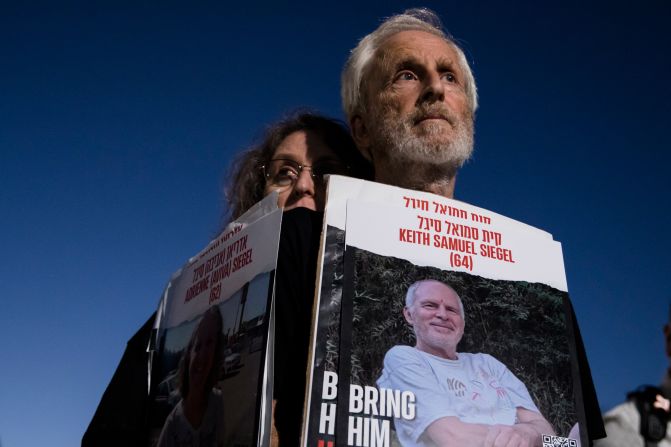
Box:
[1,1,670,446]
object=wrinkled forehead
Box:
[378,31,458,64]
[415,281,461,305]
[365,30,461,89]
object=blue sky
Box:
[1,1,669,445]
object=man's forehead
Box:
[373,30,459,69]
[415,281,459,301]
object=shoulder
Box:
[595,401,644,447]
[603,401,640,428]
[384,345,423,364]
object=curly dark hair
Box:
[224,111,373,220]
[177,306,224,399]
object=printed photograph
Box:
[148,272,273,447]
[341,248,583,447]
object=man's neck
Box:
[415,342,458,360]
[374,160,457,198]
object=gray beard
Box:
[375,112,474,170]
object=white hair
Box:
[405,279,465,319]
[341,8,478,121]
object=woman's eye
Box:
[276,167,298,179]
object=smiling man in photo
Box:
[377,279,554,447]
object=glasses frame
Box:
[260,158,350,190]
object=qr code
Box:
[542,434,578,447]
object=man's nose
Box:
[419,72,445,103]
[435,305,449,319]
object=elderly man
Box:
[337,7,604,444]
[378,279,554,447]
[341,8,476,198]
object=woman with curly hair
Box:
[225,111,372,219]
[225,111,372,446]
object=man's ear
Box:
[403,306,414,325]
[350,115,372,161]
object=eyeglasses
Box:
[261,158,349,188]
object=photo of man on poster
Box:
[377,279,554,447]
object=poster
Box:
[148,193,282,447]
[304,177,584,447]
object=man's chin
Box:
[392,145,471,168]
[370,119,473,172]
[414,119,453,133]
[429,325,454,335]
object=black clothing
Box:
[628,385,669,445]
[273,208,323,445]
[569,299,607,441]
[82,313,154,447]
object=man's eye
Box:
[442,72,457,83]
[395,71,417,82]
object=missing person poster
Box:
[148,194,283,447]
[303,177,585,447]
